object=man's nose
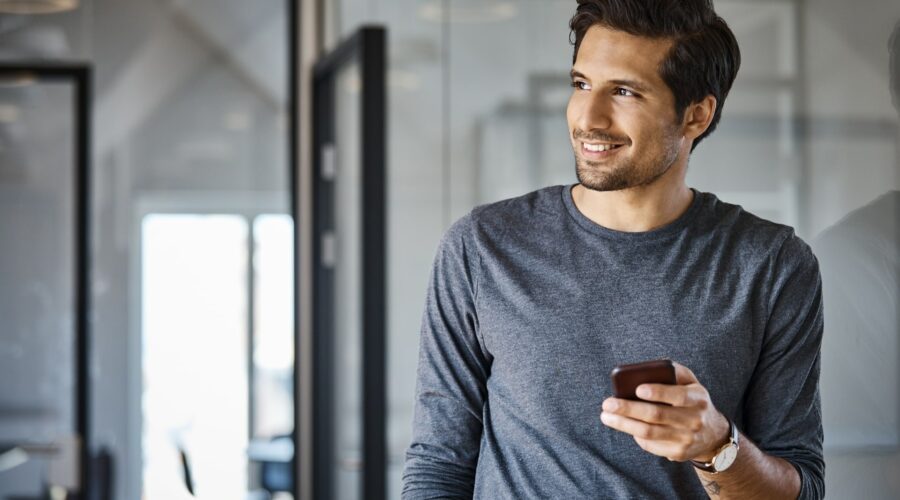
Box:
[574,93,614,132]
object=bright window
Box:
[141,214,249,499]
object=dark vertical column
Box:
[311,26,387,500]
[312,63,337,500]
[74,65,93,500]
[287,0,302,498]
[360,27,387,500]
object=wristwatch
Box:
[690,418,739,474]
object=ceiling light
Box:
[0,0,78,15]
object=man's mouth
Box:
[581,141,625,157]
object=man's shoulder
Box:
[450,185,564,237]
[705,192,816,269]
[438,185,563,254]
[470,185,563,221]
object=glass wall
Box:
[0,1,293,499]
[0,71,81,499]
[329,0,900,498]
[331,58,364,500]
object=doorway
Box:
[137,197,294,500]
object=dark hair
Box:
[569,0,741,151]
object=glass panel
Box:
[2,1,294,499]
[332,58,363,500]
[141,214,249,499]
[379,2,447,495]
[808,11,900,495]
[691,1,801,228]
[0,77,78,498]
[83,1,292,498]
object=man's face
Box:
[566,25,686,192]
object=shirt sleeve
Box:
[401,213,493,499]
[742,232,825,500]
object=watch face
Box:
[714,444,738,471]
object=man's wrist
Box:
[693,411,731,463]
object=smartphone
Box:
[610,359,677,401]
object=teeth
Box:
[584,143,619,152]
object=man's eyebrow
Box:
[569,69,652,93]
[570,69,590,82]
[609,79,651,93]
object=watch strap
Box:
[690,418,738,473]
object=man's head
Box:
[566,0,740,192]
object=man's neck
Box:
[571,181,695,233]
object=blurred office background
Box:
[0,0,897,499]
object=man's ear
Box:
[682,95,717,141]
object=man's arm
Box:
[739,233,825,499]
[694,429,801,499]
[601,232,825,499]
[600,362,810,500]
[600,362,803,499]
[401,214,492,499]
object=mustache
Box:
[573,129,630,145]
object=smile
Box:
[583,143,623,152]
[581,142,625,157]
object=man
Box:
[401,0,824,498]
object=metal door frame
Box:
[0,63,92,499]
[310,26,386,500]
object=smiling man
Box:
[401,1,824,499]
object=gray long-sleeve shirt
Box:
[401,184,825,499]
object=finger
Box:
[633,437,692,462]
[672,361,699,385]
[600,411,690,443]
[636,382,705,408]
[602,398,699,429]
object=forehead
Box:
[574,25,673,87]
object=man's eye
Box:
[570,81,589,91]
[615,87,636,97]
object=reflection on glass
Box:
[332,59,363,500]
[812,17,900,457]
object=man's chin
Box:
[576,166,632,192]
[577,177,632,192]
[575,157,674,193]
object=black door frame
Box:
[0,63,92,499]
[310,26,387,500]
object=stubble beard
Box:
[573,134,681,193]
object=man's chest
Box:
[475,248,767,416]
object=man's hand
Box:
[600,361,730,463]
